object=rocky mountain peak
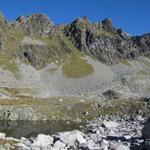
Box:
[102,18,112,27]
[69,16,91,30]
[16,13,53,35]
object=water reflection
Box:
[0,120,83,138]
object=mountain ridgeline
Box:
[0,14,149,69]
[0,13,150,99]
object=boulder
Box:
[0,133,6,139]
[86,140,100,150]
[102,121,119,128]
[123,134,131,140]
[20,137,31,145]
[0,41,4,49]
[102,90,120,99]
[58,130,86,146]
[33,134,54,146]
[53,141,66,149]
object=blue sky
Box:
[0,0,149,35]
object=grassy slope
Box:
[62,50,94,78]
[0,28,23,77]
[32,34,94,78]
[60,36,94,78]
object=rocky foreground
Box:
[0,115,149,150]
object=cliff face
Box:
[64,17,150,64]
[0,13,150,99]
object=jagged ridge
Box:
[0,13,150,69]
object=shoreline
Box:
[0,114,147,150]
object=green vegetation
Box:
[0,57,19,76]
[0,87,37,97]
[31,34,94,78]
[119,59,131,66]
[0,96,146,122]
[62,51,94,78]
[30,35,70,68]
[0,29,23,77]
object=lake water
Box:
[0,120,83,138]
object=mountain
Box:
[0,13,150,110]
[0,13,150,150]
[0,13,150,99]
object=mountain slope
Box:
[0,13,149,99]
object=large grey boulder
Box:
[33,134,54,146]
[53,141,66,149]
[58,130,86,146]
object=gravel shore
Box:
[0,114,149,150]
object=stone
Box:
[109,142,118,150]
[20,137,31,145]
[102,121,119,128]
[33,134,54,146]
[59,130,86,146]
[0,133,6,139]
[53,141,66,149]
[0,41,4,49]
[3,143,13,150]
[17,143,30,150]
[116,144,130,150]
[123,134,131,140]
[6,137,20,142]
[102,90,119,99]
[86,140,100,150]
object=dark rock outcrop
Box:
[142,117,150,139]
[15,35,72,69]
[19,43,50,69]
[64,17,150,64]
[102,90,120,99]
